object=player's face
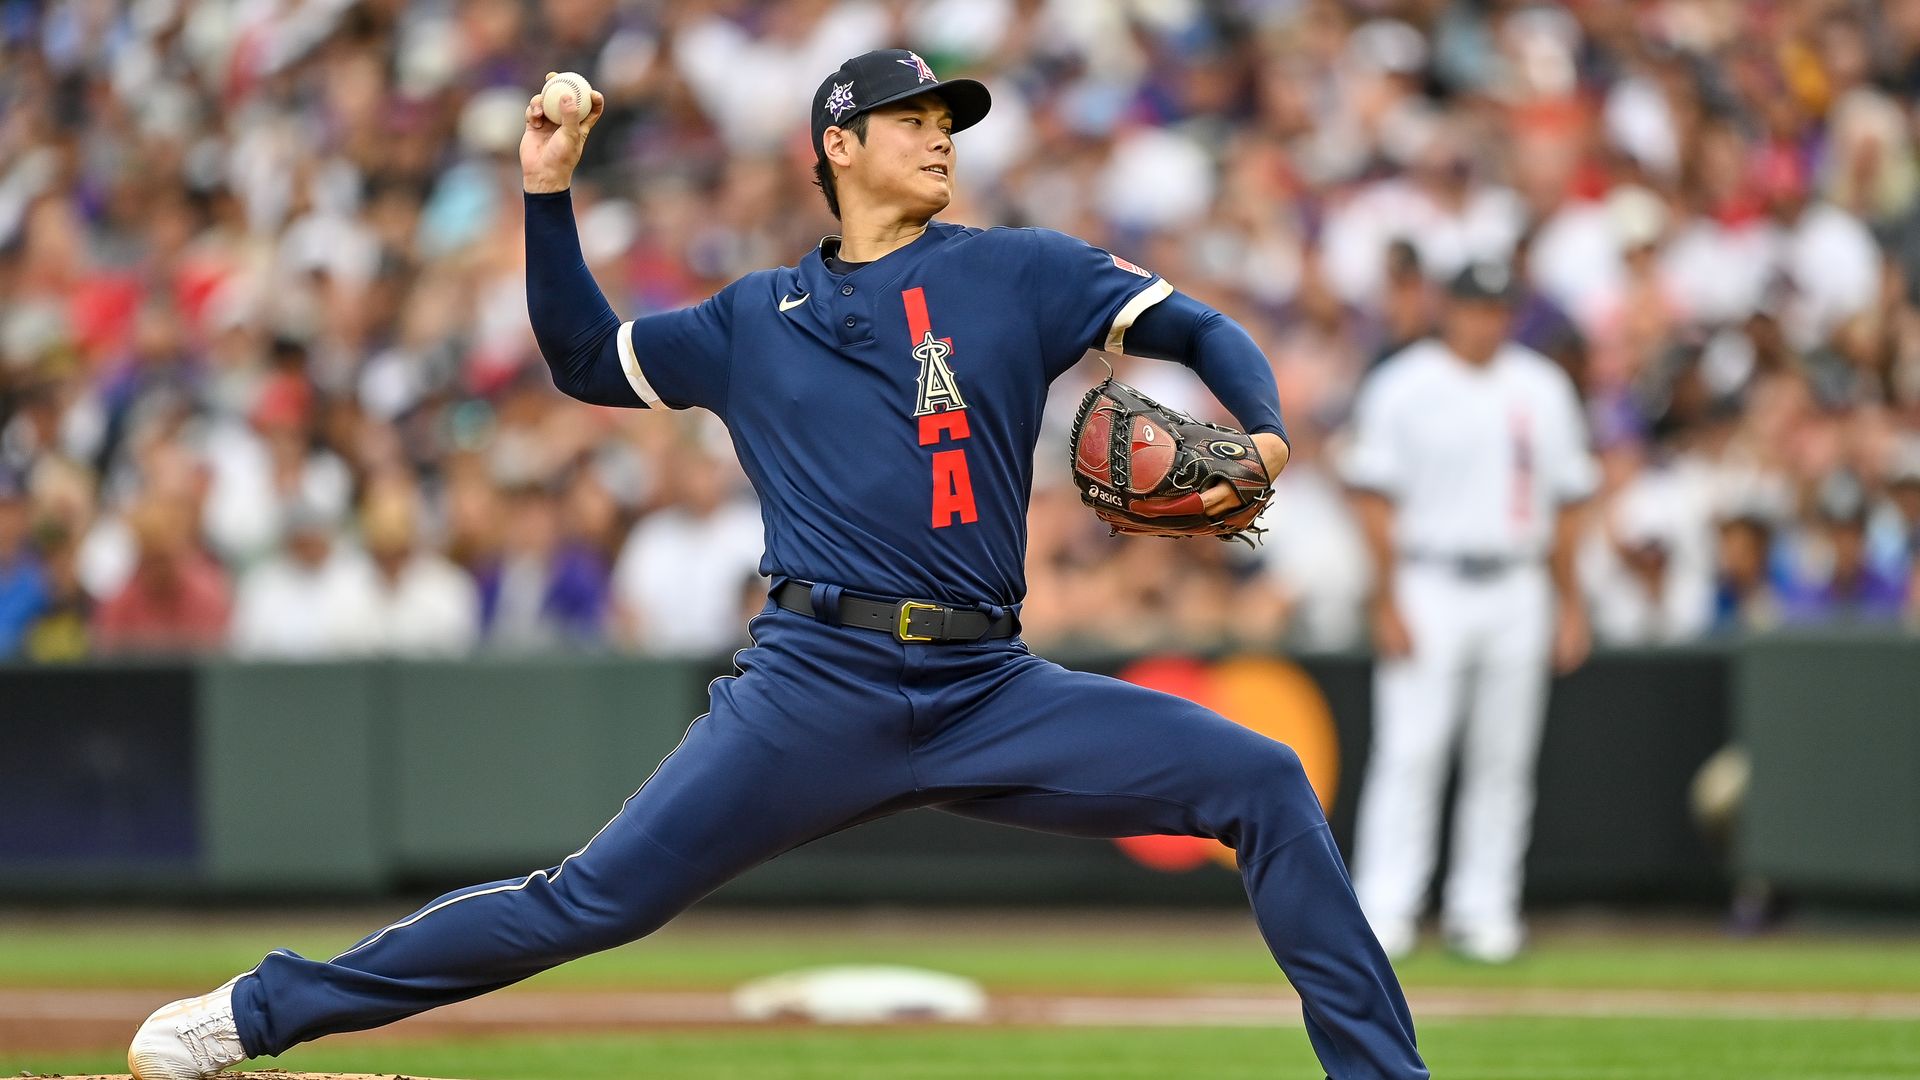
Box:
[1442,298,1512,364]
[846,97,955,218]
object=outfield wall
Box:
[2,637,1911,905]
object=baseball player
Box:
[129,51,1427,1079]
[1342,262,1598,964]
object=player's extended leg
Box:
[1349,567,1472,954]
[1440,570,1552,959]
[911,651,1427,1080]
[221,610,919,1059]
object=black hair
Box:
[812,112,871,220]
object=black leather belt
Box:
[1403,551,1535,580]
[775,581,1016,644]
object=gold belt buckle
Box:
[896,600,940,642]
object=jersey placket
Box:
[830,273,874,347]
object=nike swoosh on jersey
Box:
[779,293,809,312]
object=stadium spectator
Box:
[476,479,611,651]
[1781,472,1908,624]
[92,493,231,656]
[1369,239,1437,367]
[228,501,365,659]
[331,478,481,657]
[1880,441,1920,562]
[1580,441,1716,645]
[1323,117,1525,306]
[203,367,353,564]
[0,469,48,658]
[1710,514,1785,635]
[1258,417,1371,651]
[612,445,762,656]
[23,516,92,662]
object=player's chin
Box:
[914,172,954,211]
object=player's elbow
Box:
[535,321,637,408]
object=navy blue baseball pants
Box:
[232,601,1427,1078]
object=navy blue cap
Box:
[811,50,990,159]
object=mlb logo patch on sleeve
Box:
[1112,254,1152,278]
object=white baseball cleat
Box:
[1445,922,1524,965]
[128,979,248,1080]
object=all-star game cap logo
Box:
[897,51,938,83]
[825,81,857,121]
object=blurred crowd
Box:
[3,0,1920,662]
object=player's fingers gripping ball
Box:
[1070,377,1275,543]
[541,71,595,128]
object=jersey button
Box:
[840,284,855,295]
[844,316,856,327]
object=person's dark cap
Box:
[1448,260,1518,303]
[811,50,991,160]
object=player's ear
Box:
[822,126,856,170]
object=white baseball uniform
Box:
[1340,338,1598,955]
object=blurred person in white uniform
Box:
[1341,262,1599,962]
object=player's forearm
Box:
[1123,290,1287,441]
[524,190,639,407]
[1548,500,1588,606]
[1352,491,1398,601]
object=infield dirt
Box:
[12,983,1920,1057]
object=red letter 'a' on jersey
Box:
[930,449,977,527]
[904,287,978,530]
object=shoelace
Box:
[179,1007,241,1072]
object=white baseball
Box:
[541,71,593,126]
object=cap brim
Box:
[1450,289,1515,303]
[862,78,992,134]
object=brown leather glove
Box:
[1069,377,1275,544]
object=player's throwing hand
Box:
[522,71,605,194]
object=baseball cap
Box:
[1447,261,1517,303]
[1606,185,1668,250]
[811,50,991,160]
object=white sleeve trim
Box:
[616,321,662,406]
[1104,278,1174,354]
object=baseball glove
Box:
[1069,376,1276,544]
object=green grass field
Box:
[7,911,1920,1079]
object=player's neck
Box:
[835,206,931,263]
[1443,336,1499,367]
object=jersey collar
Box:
[810,222,947,278]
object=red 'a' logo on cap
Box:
[897,52,938,84]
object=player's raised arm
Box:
[520,74,638,407]
[1120,290,1290,476]
[521,77,735,414]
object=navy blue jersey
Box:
[613,222,1173,606]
